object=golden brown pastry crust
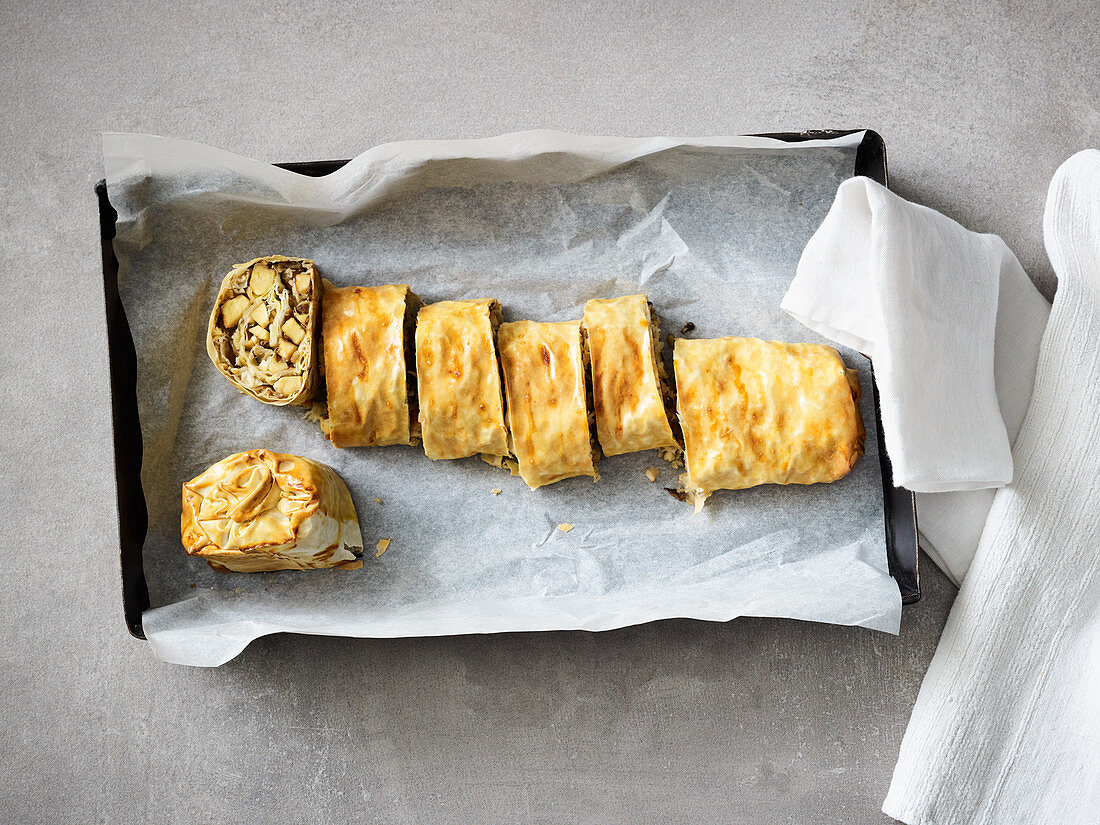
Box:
[583,295,678,456]
[206,256,320,406]
[320,283,421,448]
[181,449,363,572]
[674,337,864,502]
[415,299,510,460]
[497,319,599,489]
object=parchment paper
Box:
[104,130,901,667]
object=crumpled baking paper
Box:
[104,129,901,667]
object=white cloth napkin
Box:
[882,151,1100,824]
[782,177,1049,582]
[915,246,1049,581]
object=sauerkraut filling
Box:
[487,300,513,458]
[403,291,424,439]
[579,323,602,480]
[211,257,317,404]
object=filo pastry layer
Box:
[320,282,422,448]
[415,298,510,460]
[207,255,320,406]
[497,320,599,489]
[674,337,864,507]
[181,449,363,572]
[583,295,678,456]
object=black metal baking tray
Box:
[97,128,919,640]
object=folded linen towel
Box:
[882,150,1100,824]
[783,177,1049,581]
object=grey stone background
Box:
[2,1,1095,822]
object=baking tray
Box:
[97,128,919,640]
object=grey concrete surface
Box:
[1,1,1096,822]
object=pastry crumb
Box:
[679,321,695,336]
[188,582,196,588]
[373,497,383,505]
[304,400,328,423]
[491,488,502,495]
[557,522,574,533]
[375,538,391,557]
[645,466,660,483]
[658,445,682,463]
[234,587,242,595]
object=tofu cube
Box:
[277,338,297,360]
[249,263,276,297]
[220,295,249,329]
[282,317,306,345]
[275,375,302,397]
